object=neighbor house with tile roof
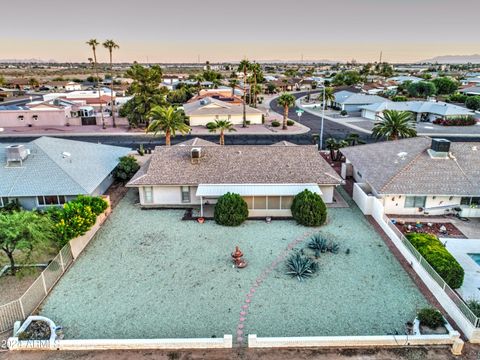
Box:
[0,137,130,210]
[127,138,343,217]
[183,97,263,126]
[340,137,480,217]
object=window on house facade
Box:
[267,196,281,209]
[37,195,67,206]
[404,196,426,208]
[281,196,294,210]
[461,197,480,206]
[243,196,253,209]
[143,187,153,204]
[181,186,190,203]
[254,196,267,209]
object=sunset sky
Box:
[2,0,479,63]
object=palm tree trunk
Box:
[282,105,288,130]
[93,50,105,129]
[253,73,257,108]
[165,130,171,146]
[110,51,116,128]
[242,65,247,128]
[220,130,225,145]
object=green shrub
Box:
[271,120,281,127]
[417,308,445,329]
[206,122,217,130]
[465,96,480,111]
[287,119,295,126]
[52,202,97,246]
[291,190,327,227]
[406,233,464,288]
[214,192,248,226]
[285,252,318,281]
[392,95,408,102]
[246,120,251,125]
[467,299,480,317]
[446,93,468,103]
[114,156,140,183]
[340,110,348,116]
[71,195,108,215]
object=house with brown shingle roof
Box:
[127,138,342,217]
[341,137,480,217]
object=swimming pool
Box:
[468,253,480,266]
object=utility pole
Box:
[379,51,383,63]
[320,83,325,150]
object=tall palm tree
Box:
[208,119,236,145]
[86,39,105,129]
[277,93,296,130]
[103,39,119,128]
[146,105,190,146]
[250,62,262,108]
[372,110,417,141]
[238,59,251,127]
[228,77,238,97]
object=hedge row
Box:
[406,233,464,289]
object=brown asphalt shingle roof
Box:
[341,137,480,196]
[128,138,342,186]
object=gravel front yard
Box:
[40,189,427,340]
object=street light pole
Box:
[319,83,325,150]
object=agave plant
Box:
[327,242,340,254]
[285,253,318,281]
[308,233,329,257]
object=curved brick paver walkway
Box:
[234,230,315,346]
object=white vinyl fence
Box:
[0,199,110,335]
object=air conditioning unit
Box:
[6,144,29,164]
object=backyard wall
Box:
[188,113,263,126]
[370,197,480,342]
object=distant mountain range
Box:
[420,54,480,64]
[0,58,57,63]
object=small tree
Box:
[114,156,140,183]
[214,193,248,226]
[291,190,327,227]
[0,211,54,275]
[466,96,480,111]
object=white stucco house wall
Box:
[127,138,342,218]
[341,137,480,218]
[183,97,263,126]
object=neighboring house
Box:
[460,78,480,87]
[360,101,474,122]
[460,86,480,96]
[387,75,423,84]
[0,102,71,127]
[188,91,243,104]
[341,137,480,217]
[0,137,130,210]
[44,81,82,91]
[183,97,263,126]
[127,138,342,217]
[332,90,388,113]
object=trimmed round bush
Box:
[214,192,248,226]
[465,96,480,111]
[287,119,295,126]
[271,120,281,127]
[406,233,464,288]
[417,308,445,329]
[340,110,348,116]
[291,190,327,227]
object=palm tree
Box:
[323,86,335,107]
[208,119,236,145]
[146,105,190,146]
[228,78,238,97]
[250,62,262,108]
[238,59,251,127]
[325,138,349,161]
[345,133,365,146]
[372,110,417,141]
[103,39,120,128]
[86,39,105,129]
[277,93,296,130]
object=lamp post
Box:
[319,83,326,150]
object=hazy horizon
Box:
[2,0,479,63]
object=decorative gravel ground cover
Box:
[40,189,427,341]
